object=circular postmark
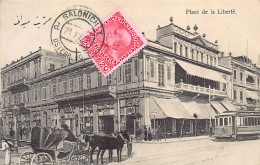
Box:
[51,6,105,60]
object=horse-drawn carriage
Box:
[19,127,89,165]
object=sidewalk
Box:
[134,135,211,144]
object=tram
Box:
[214,110,260,139]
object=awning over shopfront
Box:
[150,97,193,119]
[181,101,217,119]
[150,97,216,120]
[221,101,237,111]
[211,101,227,114]
[245,90,259,100]
[175,59,226,83]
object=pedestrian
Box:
[157,126,162,141]
[19,127,24,140]
[24,127,29,141]
[144,126,148,141]
[127,133,133,157]
[9,128,14,139]
[1,139,12,165]
[148,127,152,141]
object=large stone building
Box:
[1,48,69,138]
[1,18,259,139]
[219,54,260,110]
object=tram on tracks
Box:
[215,110,260,139]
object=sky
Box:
[0,0,260,89]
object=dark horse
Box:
[85,131,129,164]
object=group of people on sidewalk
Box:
[143,126,163,141]
[9,126,30,141]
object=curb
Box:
[133,136,211,144]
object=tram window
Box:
[220,118,223,126]
[241,117,244,126]
[224,118,228,126]
[258,118,260,125]
[255,118,258,125]
[228,117,232,126]
[216,118,218,126]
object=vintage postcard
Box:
[0,0,260,165]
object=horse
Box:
[85,131,129,164]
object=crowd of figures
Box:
[143,125,163,141]
[8,126,30,141]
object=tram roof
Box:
[216,110,260,117]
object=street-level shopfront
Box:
[149,97,218,138]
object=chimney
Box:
[229,52,232,56]
[39,46,41,50]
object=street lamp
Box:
[12,106,19,154]
[152,112,157,140]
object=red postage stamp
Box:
[78,7,148,77]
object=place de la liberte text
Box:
[186,9,236,15]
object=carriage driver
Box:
[56,124,77,159]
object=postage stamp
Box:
[50,5,105,60]
[78,7,148,77]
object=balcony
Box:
[174,83,227,97]
[7,78,29,91]
[246,82,255,88]
[55,85,117,102]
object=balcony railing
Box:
[55,85,116,102]
[246,82,255,88]
[174,83,227,97]
[7,78,28,90]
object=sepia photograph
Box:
[0,0,260,164]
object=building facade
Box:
[1,48,69,138]
[1,18,259,140]
[219,55,260,111]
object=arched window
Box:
[185,47,188,57]
[180,45,183,56]
[196,51,199,61]
[174,43,177,54]
[191,49,194,60]
[201,53,204,63]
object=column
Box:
[172,119,176,136]
[92,104,98,135]
[190,120,194,135]
[144,96,151,126]
[113,101,119,133]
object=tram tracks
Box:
[124,142,231,165]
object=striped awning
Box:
[175,59,226,83]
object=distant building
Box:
[1,47,69,138]
[219,54,260,110]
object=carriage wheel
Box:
[78,154,89,165]
[69,151,89,165]
[19,151,34,165]
[30,153,53,165]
